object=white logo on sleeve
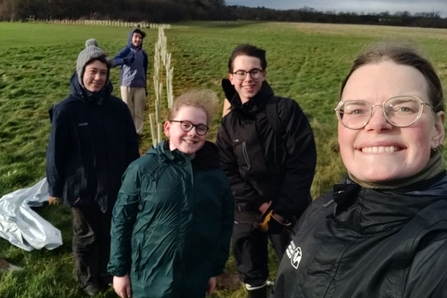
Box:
[285,240,302,270]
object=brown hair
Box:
[167,90,219,125]
[340,42,444,112]
[228,44,267,73]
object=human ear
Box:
[431,111,445,149]
[228,73,235,85]
[163,121,171,138]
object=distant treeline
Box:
[1,0,446,28]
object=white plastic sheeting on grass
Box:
[0,178,62,251]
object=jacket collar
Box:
[331,172,447,234]
[149,140,220,169]
[222,79,274,117]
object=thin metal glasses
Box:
[334,96,436,130]
[232,68,263,81]
[169,120,209,136]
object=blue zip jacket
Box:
[112,29,148,87]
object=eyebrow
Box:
[234,68,261,72]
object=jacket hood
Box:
[127,29,144,50]
[149,140,220,169]
[69,72,113,105]
[222,78,274,117]
[192,141,221,169]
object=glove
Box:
[48,196,63,206]
[222,79,237,101]
[253,203,274,233]
[268,214,291,234]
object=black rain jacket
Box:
[274,173,447,298]
[46,73,139,212]
[216,80,316,221]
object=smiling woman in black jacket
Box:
[274,42,447,298]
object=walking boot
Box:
[246,283,267,298]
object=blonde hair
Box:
[167,90,219,125]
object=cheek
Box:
[338,126,356,164]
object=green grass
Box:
[1,21,447,297]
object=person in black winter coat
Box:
[216,44,317,298]
[274,43,447,298]
[46,39,140,296]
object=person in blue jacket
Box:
[112,28,149,135]
[108,90,234,298]
[46,39,140,296]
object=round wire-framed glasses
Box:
[334,96,436,130]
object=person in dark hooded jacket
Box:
[273,43,447,298]
[216,44,317,298]
[108,90,234,298]
[46,39,140,296]
[112,28,149,135]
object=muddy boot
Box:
[246,283,267,298]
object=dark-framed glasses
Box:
[169,120,209,136]
[232,68,263,81]
[334,96,436,130]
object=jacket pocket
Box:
[63,167,87,205]
[233,140,251,172]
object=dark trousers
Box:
[71,205,113,288]
[232,221,290,287]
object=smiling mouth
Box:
[360,146,401,153]
[184,139,197,144]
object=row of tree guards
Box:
[150,27,174,147]
[27,18,172,29]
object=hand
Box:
[258,202,270,214]
[272,213,284,223]
[48,196,63,206]
[268,213,291,234]
[207,277,217,295]
[253,202,273,233]
[113,275,132,298]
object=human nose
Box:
[187,125,198,136]
[364,105,392,131]
[243,72,253,81]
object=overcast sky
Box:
[225,0,447,17]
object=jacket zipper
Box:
[242,141,251,170]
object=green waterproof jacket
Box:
[108,141,234,298]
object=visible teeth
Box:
[361,146,400,153]
[184,140,195,144]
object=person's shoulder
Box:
[416,198,447,226]
[117,46,130,53]
[108,95,130,109]
[52,95,78,112]
[125,151,160,175]
[274,95,302,110]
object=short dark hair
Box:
[85,54,111,70]
[228,44,267,73]
[341,42,444,112]
[133,29,146,39]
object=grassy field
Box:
[0,21,447,297]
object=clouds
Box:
[225,0,446,17]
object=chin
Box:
[355,171,411,182]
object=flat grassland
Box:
[0,21,446,297]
